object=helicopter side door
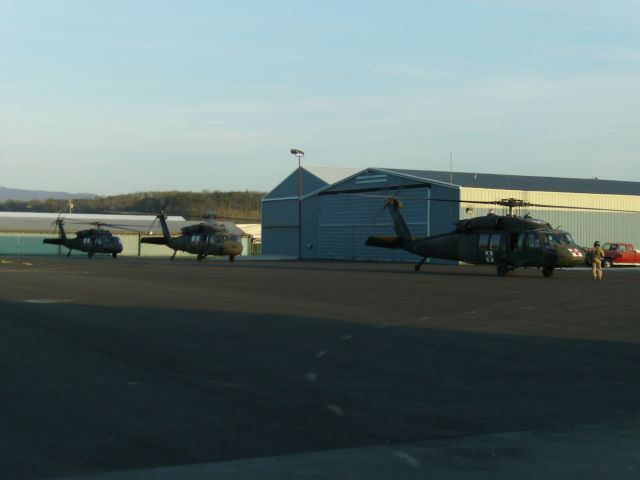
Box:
[505,232,526,265]
[478,233,503,265]
[82,237,97,250]
[189,235,208,253]
[521,231,544,266]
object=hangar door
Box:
[318,189,430,261]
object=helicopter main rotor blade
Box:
[518,202,640,213]
[146,217,159,234]
[337,193,640,213]
[63,220,153,232]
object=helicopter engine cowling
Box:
[456,215,503,232]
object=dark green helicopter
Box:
[366,197,589,277]
[43,218,124,258]
[140,211,243,261]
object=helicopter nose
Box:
[556,247,584,267]
[567,247,586,266]
[223,240,243,256]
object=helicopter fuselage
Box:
[167,234,243,258]
[407,228,585,271]
[64,234,123,256]
[140,214,243,261]
[44,224,123,258]
[366,198,586,276]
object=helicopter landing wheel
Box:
[229,255,235,262]
[496,264,509,277]
[414,257,427,272]
[112,253,117,259]
[542,267,554,277]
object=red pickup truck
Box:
[600,242,640,267]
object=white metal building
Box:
[263,167,640,262]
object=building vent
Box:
[356,173,388,184]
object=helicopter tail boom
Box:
[365,235,402,249]
[43,238,65,245]
[140,237,168,245]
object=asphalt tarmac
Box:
[1,256,639,479]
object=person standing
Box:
[592,241,605,280]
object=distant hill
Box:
[0,190,265,221]
[0,186,96,202]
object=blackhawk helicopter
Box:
[140,211,243,261]
[43,218,124,258]
[366,197,591,277]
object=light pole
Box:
[290,148,304,259]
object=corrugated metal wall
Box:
[296,169,461,262]
[261,168,332,256]
[460,188,640,247]
[317,189,431,261]
[261,198,300,256]
[0,233,63,255]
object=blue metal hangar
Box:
[262,167,640,262]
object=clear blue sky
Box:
[1,0,639,195]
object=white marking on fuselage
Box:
[327,404,345,416]
[393,450,421,468]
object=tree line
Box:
[0,190,265,221]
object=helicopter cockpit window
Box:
[489,234,501,250]
[478,234,490,250]
[478,234,501,251]
[558,233,577,246]
[525,232,541,249]
[541,233,560,247]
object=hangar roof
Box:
[305,166,361,185]
[381,169,640,196]
[264,166,360,200]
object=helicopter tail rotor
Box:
[52,213,67,240]
[385,196,413,241]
